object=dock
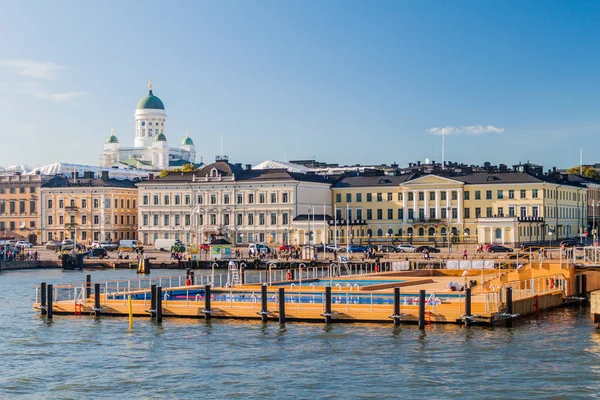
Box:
[33,257,597,327]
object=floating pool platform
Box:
[34,261,594,326]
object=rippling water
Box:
[1,268,599,399]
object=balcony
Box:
[518,216,544,223]
[327,219,367,226]
[65,206,78,213]
[65,222,79,229]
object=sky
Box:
[1,0,600,170]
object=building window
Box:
[464,191,470,200]
[388,193,393,201]
[210,194,217,205]
[81,215,87,224]
[237,194,243,204]
[486,207,493,217]
[475,208,481,218]
[197,195,204,204]
[377,209,383,220]
[509,190,514,199]
[497,190,503,199]
[408,192,414,201]
[143,214,149,226]
[408,209,414,219]
[464,208,470,219]
[520,206,527,217]
[336,194,342,202]
[47,199,53,209]
[388,209,393,219]
[270,193,277,203]
[486,190,492,200]
[452,191,457,200]
[48,216,53,225]
[509,206,515,217]
[356,193,362,202]
[498,207,504,217]
[259,213,265,225]
[356,209,363,220]
[174,214,181,226]
[209,214,216,225]
[19,187,25,194]
[223,214,230,226]
[532,189,538,199]
[174,195,181,205]
[377,193,382,202]
[153,195,159,205]
[259,193,265,204]
[441,208,447,219]
[441,192,447,201]
[236,213,243,225]
[366,209,373,220]
[429,208,436,218]
[270,213,277,225]
[520,189,526,199]
[418,192,424,201]
[418,208,424,219]
[282,193,289,203]
[282,213,289,225]
[224,194,230,204]
[29,201,35,213]
[532,206,539,217]
[81,199,87,208]
[153,214,159,226]
[398,209,403,220]
[164,215,170,226]
[248,193,254,204]
[346,193,351,202]
[475,191,481,200]
[429,192,435,201]
[59,199,64,208]
[248,213,254,225]
[367,193,373,202]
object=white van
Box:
[248,243,272,255]
[119,240,141,251]
[154,239,182,251]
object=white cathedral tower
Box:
[100,81,197,170]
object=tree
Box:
[158,169,169,177]
[566,166,600,181]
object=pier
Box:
[33,255,594,326]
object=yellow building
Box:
[332,171,587,246]
[41,171,138,244]
[0,172,49,244]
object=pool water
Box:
[272,279,405,287]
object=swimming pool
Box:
[272,279,405,287]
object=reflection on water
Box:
[0,269,599,398]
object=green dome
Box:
[106,129,119,143]
[155,133,167,142]
[137,90,165,110]
[181,132,194,145]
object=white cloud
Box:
[427,125,504,135]
[0,59,65,79]
[23,87,85,103]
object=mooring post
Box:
[85,275,91,299]
[506,286,513,328]
[393,287,401,326]
[150,284,157,318]
[94,283,101,313]
[465,287,472,326]
[576,275,582,298]
[47,284,53,320]
[418,290,426,329]
[204,284,211,320]
[190,270,195,285]
[40,282,47,315]
[241,266,246,285]
[582,274,587,301]
[261,284,268,322]
[278,287,286,324]
[325,286,332,324]
[156,286,163,323]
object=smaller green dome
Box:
[181,132,194,145]
[106,129,119,143]
[155,133,167,142]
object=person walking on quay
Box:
[449,243,453,253]
[463,249,468,260]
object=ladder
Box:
[228,263,240,287]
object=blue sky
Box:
[1,1,599,169]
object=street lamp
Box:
[593,201,600,246]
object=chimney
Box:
[148,173,154,180]
[245,164,252,170]
[84,171,94,179]
[417,161,421,166]
[101,170,109,181]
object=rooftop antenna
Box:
[220,134,223,157]
[441,131,445,169]
[580,148,583,175]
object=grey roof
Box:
[141,168,332,185]
[42,175,138,189]
[452,172,543,185]
[293,214,333,222]
[332,174,414,188]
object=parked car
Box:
[326,244,345,252]
[279,244,294,252]
[45,241,62,250]
[415,245,441,253]
[101,242,119,251]
[85,248,109,259]
[59,243,86,251]
[347,244,369,253]
[396,244,417,253]
[199,243,210,251]
[487,245,513,253]
[378,245,398,253]
[16,241,33,248]
[61,239,74,246]
[249,243,272,255]
[91,241,102,248]
[560,238,585,248]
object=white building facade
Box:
[137,159,332,246]
[100,81,196,170]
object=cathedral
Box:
[100,81,197,170]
